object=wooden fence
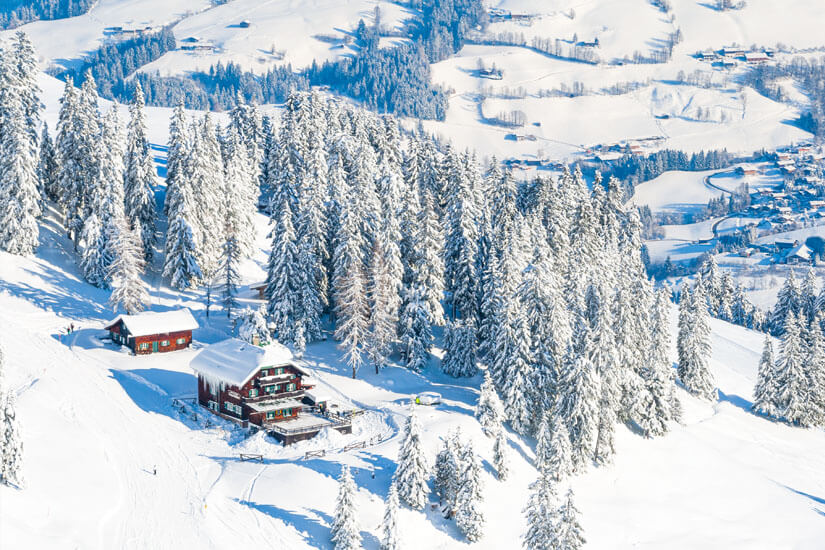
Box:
[239,453,264,463]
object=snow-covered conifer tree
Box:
[555,322,599,471]
[398,284,432,372]
[639,289,675,437]
[555,488,586,550]
[752,337,778,417]
[265,204,302,345]
[379,482,401,550]
[475,370,505,436]
[441,318,477,378]
[775,312,812,426]
[0,44,40,255]
[333,195,370,378]
[37,124,59,203]
[219,232,242,318]
[164,102,189,219]
[0,342,23,488]
[124,81,157,261]
[522,470,558,550]
[434,430,462,516]
[237,306,271,345]
[454,440,484,542]
[394,406,429,510]
[493,429,509,481]
[367,236,400,373]
[677,280,716,400]
[331,465,361,550]
[443,149,478,321]
[109,224,149,314]
[771,270,800,336]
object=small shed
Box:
[104,309,198,355]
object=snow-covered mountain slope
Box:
[6,0,822,165]
[2,206,824,550]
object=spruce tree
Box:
[678,280,716,400]
[775,312,811,426]
[752,337,778,417]
[367,236,399,374]
[124,81,157,261]
[333,195,370,378]
[237,306,271,345]
[0,47,40,256]
[331,465,361,550]
[639,289,675,437]
[493,428,509,481]
[475,370,505,436]
[379,482,401,550]
[523,470,558,550]
[434,429,462,517]
[394,406,429,510]
[555,488,586,550]
[803,319,825,426]
[109,224,149,314]
[454,440,485,542]
[37,123,59,203]
[441,318,477,378]
[771,270,800,336]
[0,342,23,488]
[397,284,432,372]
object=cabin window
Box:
[139,342,149,350]
[284,408,293,416]
[176,338,186,345]
[286,383,296,392]
[224,402,241,415]
[264,385,276,394]
[249,389,259,398]
[274,367,284,375]
[208,401,218,412]
[261,369,269,377]
[161,340,170,347]
[266,411,276,420]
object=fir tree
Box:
[522,470,558,550]
[454,439,485,542]
[0,342,23,488]
[123,81,157,261]
[677,280,716,400]
[331,465,361,550]
[37,123,59,203]
[434,429,462,517]
[394,406,429,510]
[109,224,149,314]
[555,488,586,550]
[475,369,505,437]
[367,237,399,374]
[397,284,432,372]
[265,204,302,345]
[775,312,811,426]
[493,428,509,481]
[771,270,800,336]
[379,482,401,550]
[237,306,271,345]
[639,289,675,437]
[333,195,370,378]
[752,337,778,417]
[441,318,477,378]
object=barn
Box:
[190,338,352,444]
[104,309,198,355]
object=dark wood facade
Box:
[106,320,193,355]
[197,364,311,428]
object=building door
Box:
[152,341,159,353]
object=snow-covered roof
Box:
[246,397,304,413]
[105,309,198,337]
[189,338,296,388]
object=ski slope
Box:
[2,205,825,549]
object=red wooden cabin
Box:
[190,338,351,444]
[104,309,199,355]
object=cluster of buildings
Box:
[107,26,157,38]
[180,36,216,52]
[488,8,536,24]
[103,309,352,445]
[697,46,775,67]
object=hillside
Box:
[2,203,825,549]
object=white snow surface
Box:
[190,338,295,388]
[105,308,198,337]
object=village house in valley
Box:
[104,309,198,355]
[190,338,352,444]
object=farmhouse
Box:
[745,52,769,64]
[190,338,352,444]
[104,309,198,355]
